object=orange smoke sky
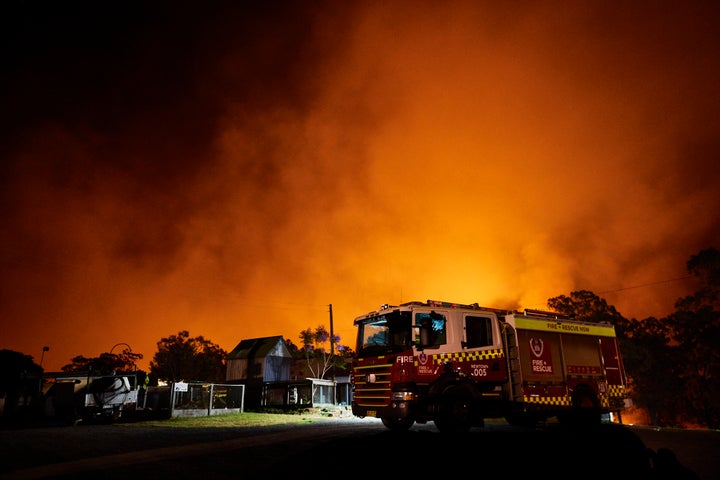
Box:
[2,1,718,373]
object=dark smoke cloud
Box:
[2,1,719,371]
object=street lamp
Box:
[109,343,135,371]
[40,346,49,368]
[110,343,132,355]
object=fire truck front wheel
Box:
[433,385,473,434]
[381,416,415,431]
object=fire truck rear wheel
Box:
[560,389,602,427]
[381,417,415,431]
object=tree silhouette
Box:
[547,290,626,326]
[149,330,227,383]
[284,338,300,356]
[0,350,43,419]
[297,325,351,379]
[621,316,680,426]
[667,247,720,428]
[61,348,143,374]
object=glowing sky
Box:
[2,1,719,373]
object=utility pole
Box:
[329,304,334,356]
[329,303,336,404]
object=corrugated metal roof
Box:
[226,335,290,360]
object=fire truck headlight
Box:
[391,392,415,401]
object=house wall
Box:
[263,356,290,382]
[226,359,248,382]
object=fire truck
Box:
[351,299,630,432]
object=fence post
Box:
[170,382,176,418]
[208,384,214,416]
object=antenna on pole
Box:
[329,303,334,356]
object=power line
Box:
[230,301,329,312]
[596,275,692,295]
[522,275,693,310]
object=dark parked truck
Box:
[351,299,631,432]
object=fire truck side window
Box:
[465,315,493,348]
[415,311,447,346]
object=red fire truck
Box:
[351,299,630,432]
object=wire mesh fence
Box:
[169,383,245,417]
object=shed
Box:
[225,336,291,383]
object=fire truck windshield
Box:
[356,310,412,356]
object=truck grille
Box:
[353,361,393,407]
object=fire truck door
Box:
[599,337,624,385]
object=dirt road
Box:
[1,418,717,479]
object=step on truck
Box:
[351,299,631,432]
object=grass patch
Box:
[119,407,349,429]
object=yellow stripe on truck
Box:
[512,316,617,337]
